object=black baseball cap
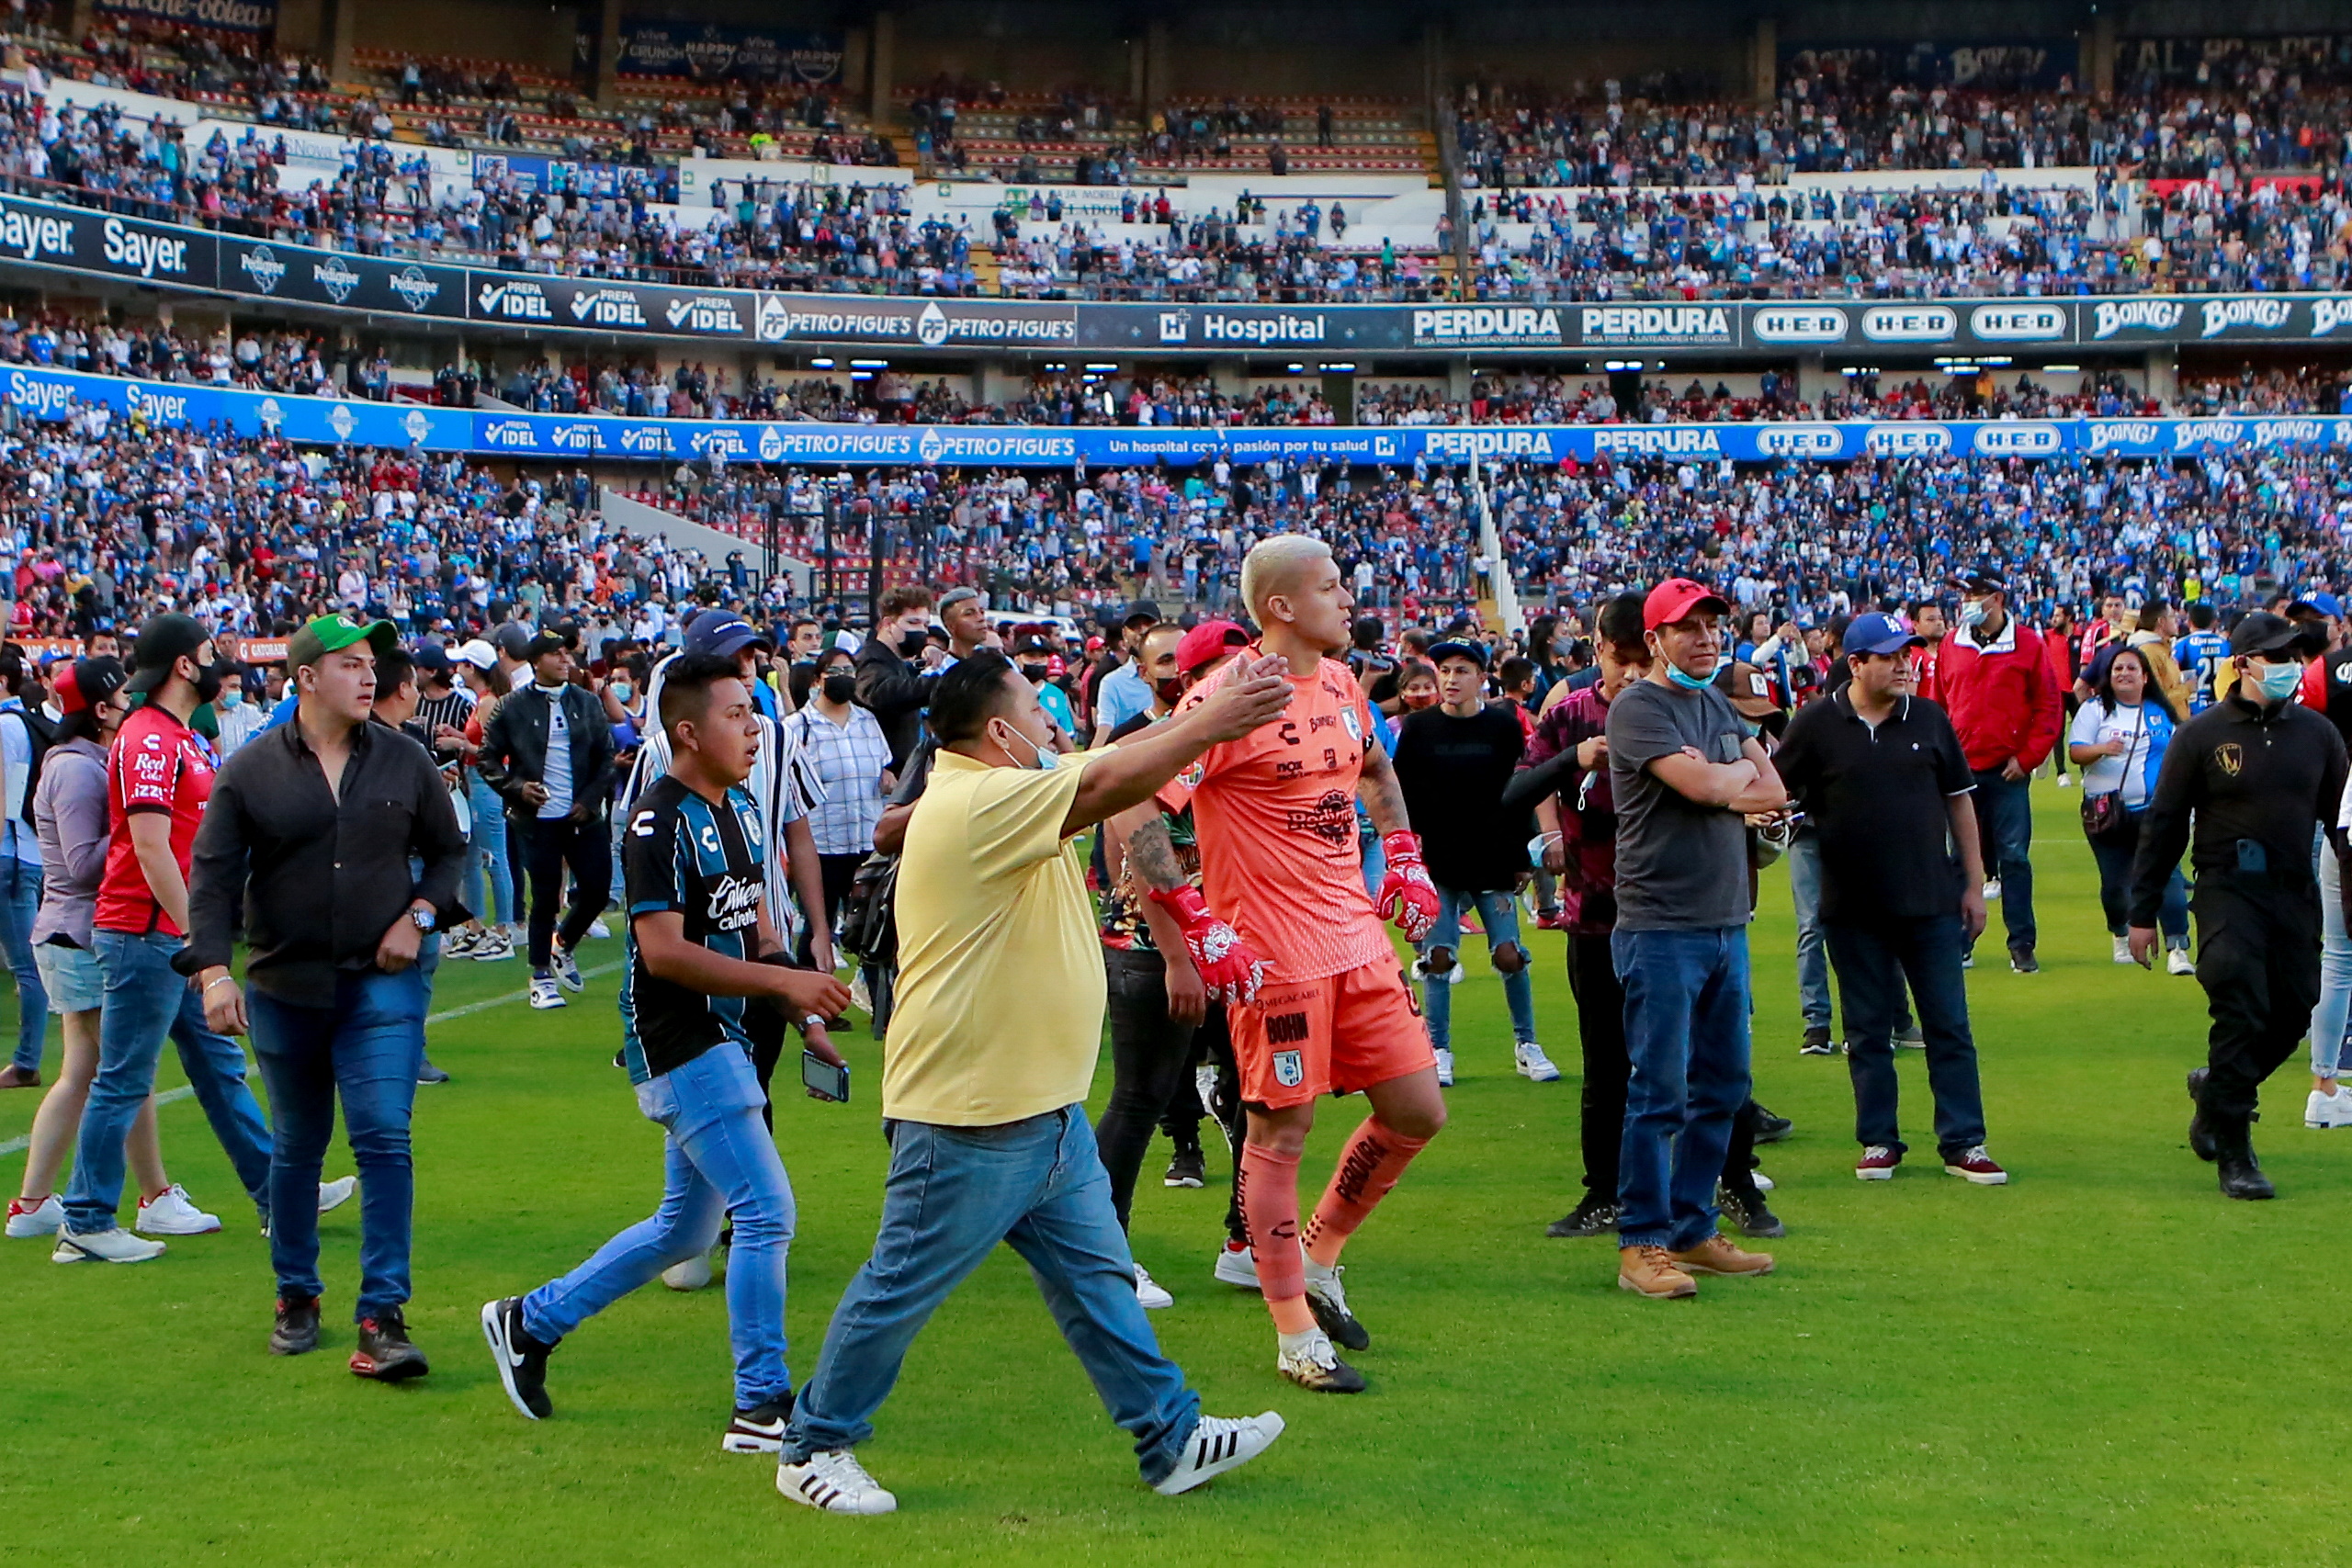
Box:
[1124,599,1163,626]
[124,613,211,694]
[1951,567,2008,595]
[1427,639,1489,669]
[2230,611,2304,658]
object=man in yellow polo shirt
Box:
[777,648,1296,1516]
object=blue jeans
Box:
[1825,914,1987,1158]
[525,1043,797,1410]
[2313,831,2352,1077]
[783,1106,1200,1484]
[249,969,424,1319]
[1973,769,2036,952]
[466,773,513,927]
[1419,886,1535,1051]
[0,854,46,1072]
[64,931,273,1234]
[1786,835,1831,1032]
[1612,927,1752,1252]
[2087,823,2188,943]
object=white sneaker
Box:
[1432,1046,1454,1088]
[552,946,585,992]
[135,1183,221,1235]
[470,930,514,963]
[587,917,612,941]
[1134,1263,1173,1310]
[1983,878,2002,900]
[2111,934,2133,964]
[529,976,565,1010]
[318,1176,357,1214]
[53,1225,166,1263]
[662,1248,715,1291]
[1213,1241,1260,1288]
[1151,1411,1285,1495]
[2055,774,2075,789]
[777,1449,898,1515]
[1193,1063,1220,1117]
[1751,1170,1775,1192]
[2307,1089,2335,1130]
[2166,946,2195,976]
[1514,1041,1561,1082]
[443,929,481,960]
[6,1193,62,1237]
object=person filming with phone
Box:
[481,652,851,1462]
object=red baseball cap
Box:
[1644,578,1730,631]
[1176,619,1250,675]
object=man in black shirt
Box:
[1774,613,2004,1186]
[188,613,468,1379]
[2131,611,2352,1200]
[1391,638,1553,1086]
[481,654,851,1451]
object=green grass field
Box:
[2,794,2345,1566]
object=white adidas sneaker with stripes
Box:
[1151,1411,1286,1495]
[777,1449,897,1515]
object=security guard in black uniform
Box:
[2130,612,2350,1200]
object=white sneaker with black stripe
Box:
[1151,1411,1285,1495]
[529,976,565,1010]
[777,1449,898,1515]
[721,1398,792,1454]
[552,946,585,993]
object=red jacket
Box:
[1935,617,2064,773]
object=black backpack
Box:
[6,705,55,830]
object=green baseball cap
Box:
[287,612,400,671]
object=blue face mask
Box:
[1666,663,1714,692]
[2252,660,2303,704]
[994,719,1056,771]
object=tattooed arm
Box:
[1106,801,1206,1025]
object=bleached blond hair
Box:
[1241,534,1334,625]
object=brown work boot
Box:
[1669,1235,1776,1277]
[1617,1244,1698,1299]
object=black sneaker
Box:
[269,1293,322,1356]
[1799,1027,1838,1056]
[481,1296,555,1417]
[1303,1266,1370,1351]
[1752,1104,1793,1144]
[350,1304,429,1382]
[1163,1147,1206,1189]
[1545,1195,1622,1237]
[2008,945,2040,974]
[1717,1183,1786,1239]
[721,1393,796,1453]
[416,1059,451,1085]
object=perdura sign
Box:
[2,192,2352,355]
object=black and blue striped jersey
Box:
[618,774,767,1085]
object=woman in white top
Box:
[2068,645,2189,972]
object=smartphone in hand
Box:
[802,1050,850,1104]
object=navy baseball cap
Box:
[1427,639,1489,669]
[684,610,767,660]
[1842,612,1925,657]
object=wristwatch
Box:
[408,905,436,933]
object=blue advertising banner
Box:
[6,366,2351,468]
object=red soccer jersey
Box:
[1159,654,1390,982]
[96,703,213,938]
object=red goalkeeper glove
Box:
[1148,885,1272,1008]
[1375,831,1441,942]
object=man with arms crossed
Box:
[1132,536,1445,1394]
[775,649,1294,1514]
[1608,579,1788,1301]
[482,654,853,1452]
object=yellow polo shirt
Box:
[882,748,1109,1126]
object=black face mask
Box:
[899,630,928,658]
[1020,663,1049,683]
[190,658,224,705]
[820,671,856,705]
[1154,677,1186,706]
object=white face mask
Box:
[1958,599,1988,629]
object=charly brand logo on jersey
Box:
[239,244,286,293]
[569,287,646,326]
[1757,424,1844,457]
[314,255,361,303]
[1271,1048,1305,1087]
[2091,299,2185,339]
[1751,305,1848,344]
[0,205,76,263]
[2201,298,2292,338]
[390,265,440,310]
[698,821,723,854]
[102,219,188,278]
[630,808,658,839]
[1861,305,1957,343]
[476,280,552,320]
[1969,303,2066,341]
[2313,299,2352,337]
[1973,423,2062,457]
[665,295,745,333]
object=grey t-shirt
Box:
[1605,678,1753,931]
